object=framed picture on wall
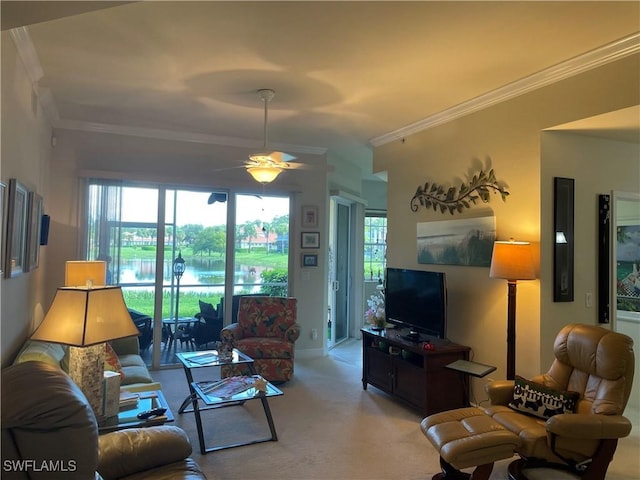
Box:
[4,179,29,278]
[301,232,320,249]
[302,253,318,267]
[0,181,6,276]
[25,191,43,271]
[301,205,319,228]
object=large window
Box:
[364,213,387,282]
[84,180,290,366]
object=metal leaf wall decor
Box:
[410,168,509,215]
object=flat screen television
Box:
[384,267,447,340]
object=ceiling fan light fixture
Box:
[247,165,283,184]
[248,153,273,163]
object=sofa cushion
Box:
[116,354,153,385]
[13,340,67,369]
[509,375,579,419]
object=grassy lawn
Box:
[120,245,286,316]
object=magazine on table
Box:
[197,376,262,398]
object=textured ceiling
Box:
[4,1,639,177]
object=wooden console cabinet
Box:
[361,327,470,416]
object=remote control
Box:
[137,407,167,420]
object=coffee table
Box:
[190,376,283,454]
[176,349,283,454]
[176,349,256,414]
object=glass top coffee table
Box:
[176,349,255,413]
[191,375,283,454]
[176,349,283,454]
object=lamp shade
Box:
[490,241,536,281]
[31,286,138,346]
[65,261,107,286]
[246,165,283,183]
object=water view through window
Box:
[85,182,290,365]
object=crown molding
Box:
[10,26,43,85]
[370,32,640,147]
[55,119,328,155]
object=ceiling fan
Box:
[244,88,296,184]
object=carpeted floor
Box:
[151,340,640,480]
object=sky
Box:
[120,188,289,227]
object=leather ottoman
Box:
[421,406,521,480]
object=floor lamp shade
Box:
[65,260,107,287]
[489,241,535,281]
[490,240,535,380]
[30,286,138,415]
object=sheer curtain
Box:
[84,179,123,284]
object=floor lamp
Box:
[490,240,535,380]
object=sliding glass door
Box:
[84,180,290,368]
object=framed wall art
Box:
[417,215,496,267]
[0,181,5,276]
[4,179,29,278]
[301,205,319,228]
[25,191,43,271]
[302,253,318,267]
[301,232,320,249]
[553,177,575,302]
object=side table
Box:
[98,390,173,434]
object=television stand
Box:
[361,327,470,416]
[402,331,421,342]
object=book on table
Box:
[119,391,139,409]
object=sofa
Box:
[1,361,206,480]
[13,336,161,392]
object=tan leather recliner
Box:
[1,361,207,480]
[483,323,635,480]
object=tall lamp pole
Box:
[173,251,186,341]
[489,240,535,380]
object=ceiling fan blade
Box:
[211,164,247,173]
[269,151,296,163]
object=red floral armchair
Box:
[220,296,300,382]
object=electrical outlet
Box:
[311,328,318,340]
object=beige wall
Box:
[2,30,371,364]
[374,54,639,400]
[541,131,640,412]
[1,31,54,364]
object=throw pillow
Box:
[509,375,579,419]
[104,343,125,380]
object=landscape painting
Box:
[417,216,496,267]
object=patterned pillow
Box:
[509,375,579,419]
[104,343,125,380]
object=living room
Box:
[2,3,639,479]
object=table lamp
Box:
[489,239,536,380]
[30,285,139,415]
[65,260,106,286]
